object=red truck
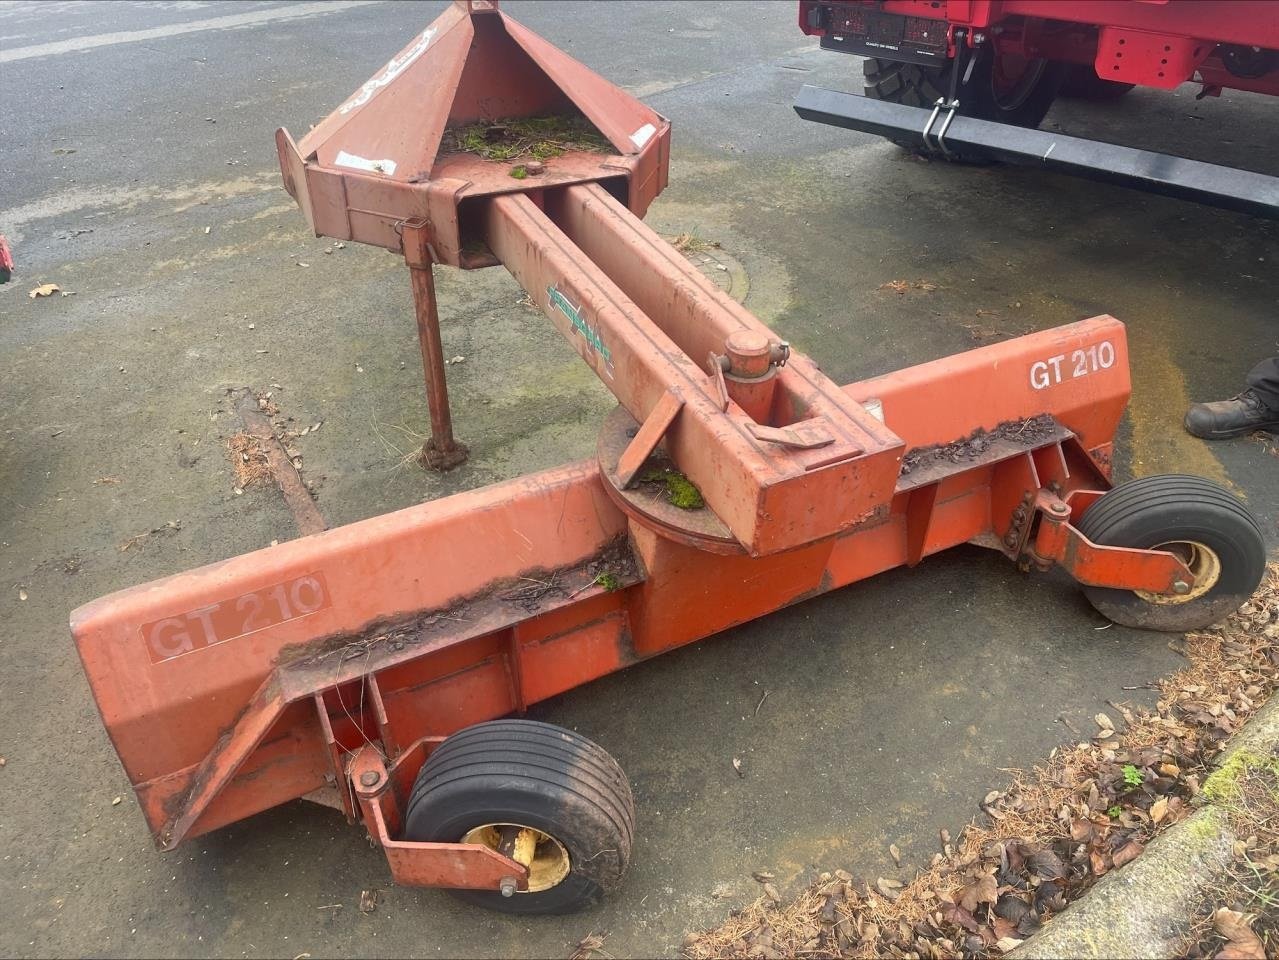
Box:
[794,0,1279,216]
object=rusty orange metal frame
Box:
[72,0,1199,895]
[72,318,1191,885]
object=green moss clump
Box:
[641,467,704,510]
[665,473,704,510]
[1201,748,1279,804]
[509,165,528,180]
[594,572,621,591]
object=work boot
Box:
[1184,389,1279,439]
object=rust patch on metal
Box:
[781,568,836,611]
[158,673,282,837]
[900,414,1060,477]
[277,535,640,672]
[232,388,327,536]
[1088,443,1114,479]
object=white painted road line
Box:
[0,0,384,63]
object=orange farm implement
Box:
[72,0,1266,914]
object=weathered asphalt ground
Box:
[1,2,1276,957]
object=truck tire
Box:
[864,48,1065,159]
[403,719,635,914]
[1059,63,1135,100]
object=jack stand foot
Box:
[420,437,469,471]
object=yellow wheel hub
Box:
[461,823,571,893]
[1134,540,1221,605]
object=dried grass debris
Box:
[226,431,271,489]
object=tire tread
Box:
[1077,475,1265,632]
[403,720,635,915]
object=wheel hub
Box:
[1134,540,1221,604]
[461,823,571,893]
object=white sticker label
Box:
[1030,340,1116,390]
[334,150,397,176]
[338,26,437,115]
[630,122,656,149]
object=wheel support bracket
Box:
[349,744,530,891]
[1029,491,1195,593]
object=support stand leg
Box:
[409,265,468,471]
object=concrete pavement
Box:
[1,2,1276,957]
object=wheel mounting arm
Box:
[1028,491,1196,594]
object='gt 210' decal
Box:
[142,572,330,664]
[1030,340,1116,390]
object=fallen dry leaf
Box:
[889,842,901,866]
[1150,796,1169,824]
[29,283,60,299]
[1111,839,1143,868]
[940,901,979,933]
[359,889,378,914]
[956,873,997,912]
[18,588,27,601]
[876,877,903,900]
[1214,908,1265,960]
[1027,848,1067,880]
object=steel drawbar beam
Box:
[794,84,1279,220]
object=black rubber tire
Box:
[863,49,1065,160]
[1076,475,1266,632]
[1059,63,1135,101]
[403,719,635,915]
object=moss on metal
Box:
[641,467,705,510]
[442,115,610,162]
